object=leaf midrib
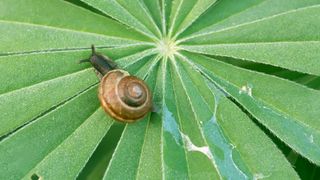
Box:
[178,4,320,43]
[0,20,150,43]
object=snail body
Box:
[81,45,152,123]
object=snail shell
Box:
[80,45,152,123]
[99,69,152,123]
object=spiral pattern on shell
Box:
[98,70,152,122]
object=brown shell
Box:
[98,70,152,123]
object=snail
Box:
[80,45,152,123]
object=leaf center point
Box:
[156,38,179,58]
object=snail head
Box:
[79,45,118,75]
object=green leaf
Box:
[170,57,298,178]
[80,0,158,40]
[141,0,163,33]
[179,0,320,39]
[0,21,146,55]
[0,86,99,179]
[0,0,150,42]
[179,5,320,75]
[23,108,113,179]
[172,0,217,38]
[167,0,196,37]
[1,0,319,179]
[181,41,320,76]
[181,52,320,165]
[115,0,162,38]
[0,69,98,137]
[177,0,263,38]
[216,98,299,179]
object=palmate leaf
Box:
[0,0,319,179]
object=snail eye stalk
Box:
[79,45,117,75]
